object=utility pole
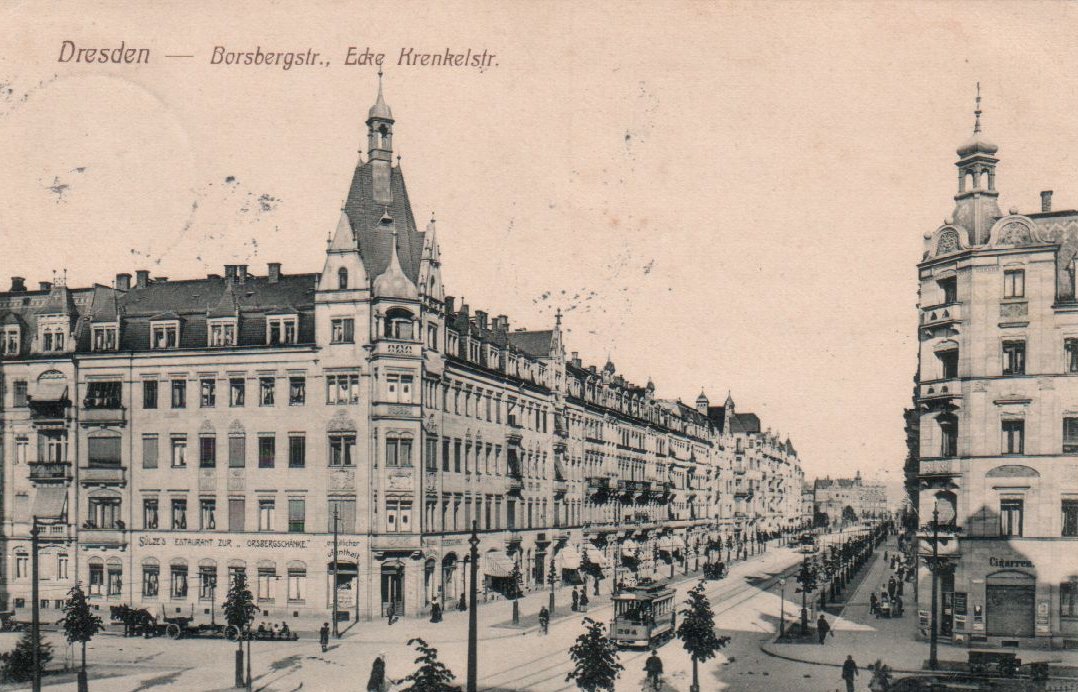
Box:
[928,501,940,670]
[31,517,41,692]
[466,521,480,692]
[332,506,340,639]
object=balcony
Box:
[506,530,523,546]
[371,533,422,554]
[920,459,961,478]
[916,524,960,557]
[553,480,568,496]
[80,465,126,487]
[79,525,127,550]
[373,340,420,358]
[28,462,72,483]
[80,407,126,427]
[920,303,962,328]
[919,379,961,402]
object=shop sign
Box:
[1036,600,1050,634]
[137,533,311,550]
[988,557,1033,569]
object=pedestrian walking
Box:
[579,589,589,612]
[538,606,550,635]
[644,648,663,690]
[571,586,579,612]
[458,592,467,611]
[869,593,879,616]
[817,614,832,644]
[842,654,859,692]
[367,653,387,692]
[887,576,897,599]
[593,575,600,596]
[387,602,397,625]
[430,596,442,623]
[319,622,330,652]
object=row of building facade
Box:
[811,471,888,526]
[913,90,1078,648]
[0,79,806,625]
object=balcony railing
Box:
[920,459,961,477]
[80,407,126,426]
[919,379,961,401]
[28,462,72,482]
[80,466,126,486]
[920,303,962,327]
[79,526,127,550]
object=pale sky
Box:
[3,1,1078,489]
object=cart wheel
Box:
[225,625,240,641]
[166,623,182,639]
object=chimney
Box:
[38,281,52,291]
[460,302,470,317]
[236,265,248,284]
[474,310,488,330]
[223,265,237,282]
[445,297,456,314]
[9,277,25,292]
[135,270,150,289]
[1041,190,1053,213]
[267,262,281,283]
[493,314,509,333]
[115,273,132,291]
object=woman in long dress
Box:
[367,653,386,692]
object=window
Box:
[170,436,187,468]
[287,566,306,602]
[288,434,306,468]
[337,267,348,290]
[939,277,958,304]
[143,499,159,529]
[13,380,27,407]
[143,564,160,598]
[1062,580,1078,620]
[84,381,121,409]
[171,499,187,529]
[257,567,275,601]
[258,435,275,468]
[56,554,68,580]
[171,565,188,599]
[228,498,245,532]
[425,437,438,472]
[142,380,158,409]
[15,554,28,580]
[386,499,412,533]
[330,318,354,344]
[937,415,957,458]
[259,377,275,406]
[142,434,158,469]
[171,379,186,409]
[208,320,236,347]
[107,562,122,596]
[329,434,356,467]
[426,323,438,351]
[88,435,121,467]
[1002,341,1026,376]
[326,373,360,404]
[1069,339,1078,374]
[2,326,19,355]
[258,499,275,531]
[89,561,104,596]
[1002,419,1025,455]
[151,322,179,349]
[1063,500,1078,537]
[229,435,246,468]
[40,326,66,352]
[1000,499,1024,537]
[267,316,298,345]
[1003,269,1025,298]
[935,349,959,380]
[288,499,305,533]
[327,499,356,533]
[200,378,216,407]
[91,325,117,351]
[385,308,414,340]
[288,376,305,405]
[454,440,462,473]
[200,499,216,530]
[199,565,217,600]
[199,435,216,468]
[385,437,412,467]
[88,497,120,529]
[386,374,414,403]
[229,378,245,407]
[442,439,450,472]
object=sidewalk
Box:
[761,537,1069,675]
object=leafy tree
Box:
[548,557,559,588]
[399,637,460,692]
[842,505,858,524]
[1,629,52,683]
[223,572,257,650]
[566,617,623,691]
[507,561,524,600]
[59,583,104,680]
[677,580,730,692]
[795,557,817,633]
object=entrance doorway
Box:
[381,563,404,617]
[986,583,1035,637]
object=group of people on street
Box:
[869,550,909,619]
[570,586,590,612]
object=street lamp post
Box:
[928,501,940,671]
[466,521,480,692]
[30,517,41,692]
[778,577,787,638]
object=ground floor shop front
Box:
[916,538,1078,649]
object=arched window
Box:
[385,308,414,340]
[338,267,348,290]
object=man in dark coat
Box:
[319,622,329,652]
[367,654,386,692]
[571,586,579,612]
[644,649,663,689]
[841,654,859,692]
[817,614,831,644]
[538,606,549,635]
[887,576,897,599]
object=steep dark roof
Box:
[509,330,553,358]
[342,161,425,283]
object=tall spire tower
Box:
[367,69,394,163]
[952,82,1001,245]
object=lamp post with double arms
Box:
[466,521,480,692]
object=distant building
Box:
[812,471,887,525]
[801,483,815,529]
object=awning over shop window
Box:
[31,382,68,403]
[621,539,638,558]
[482,552,516,578]
[30,487,67,521]
[584,545,608,567]
[656,536,673,553]
[557,547,581,570]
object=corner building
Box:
[0,80,805,625]
[916,94,1078,648]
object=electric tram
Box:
[610,581,676,649]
